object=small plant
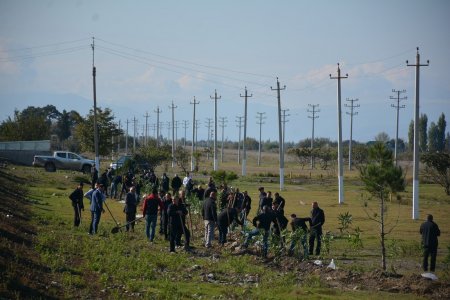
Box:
[320,231,334,257]
[347,227,364,252]
[337,211,353,235]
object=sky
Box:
[0,0,449,144]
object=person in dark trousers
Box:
[420,214,441,272]
[288,214,311,258]
[202,191,218,248]
[110,173,122,199]
[217,206,243,245]
[243,205,275,258]
[167,195,190,252]
[91,166,98,189]
[309,201,325,256]
[161,173,170,193]
[273,192,285,213]
[69,182,84,227]
[160,192,173,240]
[124,186,137,232]
[99,170,109,197]
[271,202,288,237]
[142,188,162,242]
[171,174,182,194]
[89,184,105,235]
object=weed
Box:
[337,211,353,235]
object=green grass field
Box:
[2,149,449,299]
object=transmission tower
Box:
[307,104,320,169]
[219,117,228,163]
[154,106,162,146]
[271,78,286,190]
[281,109,290,161]
[330,63,348,204]
[205,118,213,160]
[345,98,359,171]
[256,112,266,166]
[407,47,429,220]
[190,96,200,172]
[210,90,222,170]
[236,116,244,165]
[390,89,407,166]
[240,87,253,175]
[182,120,189,147]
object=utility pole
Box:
[159,122,164,142]
[345,98,359,171]
[132,116,137,153]
[174,120,179,148]
[240,87,253,175]
[407,47,429,220]
[219,117,228,163]
[281,109,290,162]
[182,120,189,147]
[117,120,121,154]
[166,121,171,143]
[144,112,150,146]
[390,89,407,166]
[169,101,177,163]
[125,119,129,154]
[195,119,201,151]
[151,123,157,139]
[154,106,162,146]
[210,90,221,171]
[256,112,266,166]
[271,78,286,190]
[307,104,320,169]
[235,116,244,165]
[190,96,200,171]
[91,37,100,171]
[205,118,213,160]
[330,63,348,204]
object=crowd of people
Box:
[68,166,440,271]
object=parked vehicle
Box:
[110,155,132,170]
[32,151,94,173]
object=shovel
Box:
[111,216,144,234]
[103,200,121,228]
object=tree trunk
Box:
[380,192,386,271]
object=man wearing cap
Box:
[69,182,84,227]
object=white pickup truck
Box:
[32,151,94,173]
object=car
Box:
[110,155,132,170]
[33,151,94,173]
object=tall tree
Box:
[359,143,405,271]
[419,114,428,152]
[437,113,446,151]
[0,109,50,141]
[74,107,122,155]
[421,152,450,195]
[428,122,439,153]
[408,120,414,152]
[374,132,390,143]
[55,110,72,141]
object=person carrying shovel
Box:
[69,182,84,227]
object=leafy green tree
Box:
[288,147,311,169]
[0,109,50,141]
[437,113,446,151]
[359,143,405,271]
[428,122,439,152]
[374,132,390,143]
[419,114,428,152]
[421,152,450,195]
[55,110,72,141]
[174,147,190,173]
[74,107,122,155]
[134,141,171,170]
[408,120,414,152]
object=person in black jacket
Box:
[167,195,190,252]
[217,207,243,245]
[288,214,311,258]
[124,186,137,232]
[160,173,170,193]
[273,192,285,213]
[271,202,288,237]
[69,182,84,227]
[309,201,325,256]
[202,191,218,248]
[420,214,441,272]
[171,174,182,194]
[243,206,275,257]
[160,192,173,240]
